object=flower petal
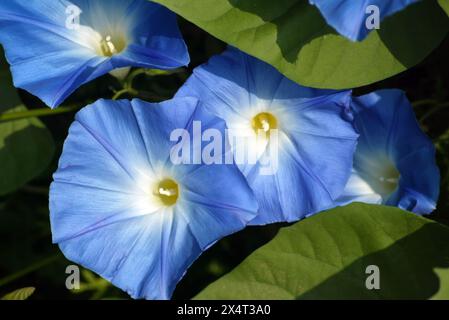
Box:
[337,89,440,214]
[178,48,357,224]
[0,0,189,108]
[176,163,258,250]
[176,47,332,121]
[58,208,202,299]
[310,0,418,41]
[50,97,258,299]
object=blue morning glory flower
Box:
[176,48,359,225]
[0,0,189,108]
[49,97,258,300]
[335,90,440,214]
[310,0,418,41]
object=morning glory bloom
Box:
[176,48,359,225]
[49,97,258,300]
[0,0,189,108]
[336,90,440,214]
[310,0,418,41]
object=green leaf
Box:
[439,0,449,16]
[195,203,449,300]
[155,0,449,89]
[1,287,35,300]
[0,56,55,196]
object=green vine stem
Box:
[112,87,139,100]
[0,254,60,287]
[0,105,79,122]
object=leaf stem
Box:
[112,87,138,100]
[0,254,60,287]
[419,102,449,122]
[21,185,49,196]
[0,105,79,122]
[412,99,439,108]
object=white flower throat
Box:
[76,25,128,57]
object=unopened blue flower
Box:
[49,97,258,300]
[310,0,418,41]
[177,48,358,225]
[0,0,189,108]
[336,90,440,214]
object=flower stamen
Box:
[251,112,278,138]
[98,34,126,57]
[154,178,179,206]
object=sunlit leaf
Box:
[154,0,449,89]
[0,53,55,196]
[196,203,449,299]
[1,287,35,300]
[439,0,449,16]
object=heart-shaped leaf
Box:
[154,0,449,89]
[196,203,449,299]
[1,287,35,300]
[0,53,54,195]
[439,0,449,16]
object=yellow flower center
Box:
[378,163,400,195]
[97,34,127,57]
[154,178,179,206]
[251,112,278,138]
